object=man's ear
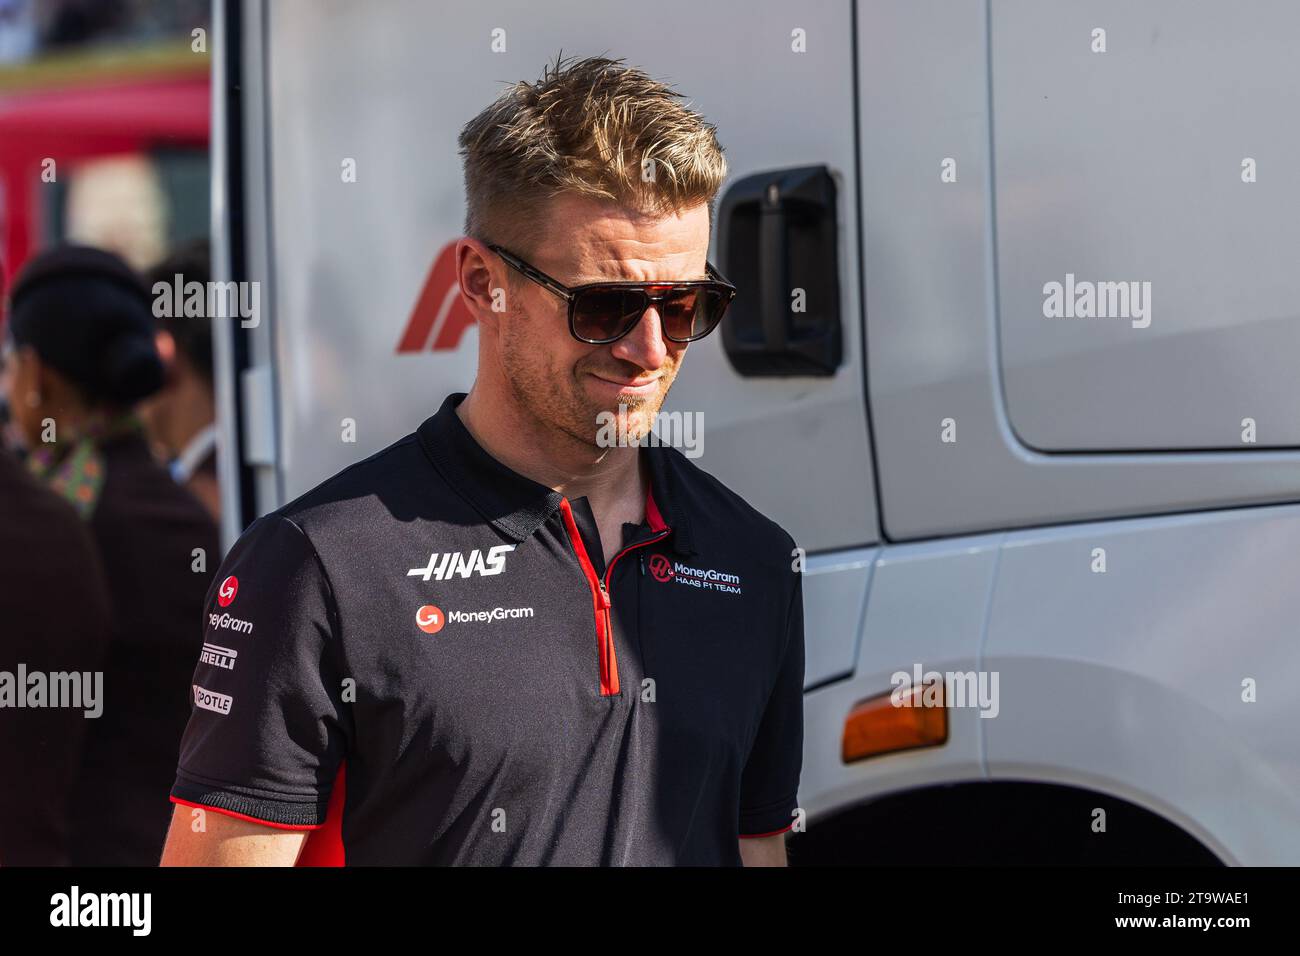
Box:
[456,238,511,332]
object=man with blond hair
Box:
[161,54,804,867]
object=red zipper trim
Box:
[558,497,671,697]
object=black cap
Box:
[6,244,164,405]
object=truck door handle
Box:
[717,164,843,377]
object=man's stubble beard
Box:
[498,305,677,451]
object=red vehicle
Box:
[0,55,209,285]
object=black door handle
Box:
[717,165,842,377]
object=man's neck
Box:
[456,387,646,524]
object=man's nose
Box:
[611,305,671,370]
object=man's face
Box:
[492,194,711,449]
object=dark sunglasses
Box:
[487,243,736,345]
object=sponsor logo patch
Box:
[415,604,534,632]
[416,605,445,634]
[193,684,233,715]
[199,643,238,670]
[648,554,674,582]
[217,575,239,607]
[407,544,515,582]
[650,558,743,595]
[208,612,254,635]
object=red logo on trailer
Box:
[395,242,477,354]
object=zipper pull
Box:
[639,553,646,576]
[598,581,612,608]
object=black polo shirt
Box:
[171,391,804,865]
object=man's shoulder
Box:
[274,426,457,532]
[660,446,797,558]
[219,428,446,591]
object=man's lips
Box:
[588,371,661,391]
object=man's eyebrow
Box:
[571,268,710,284]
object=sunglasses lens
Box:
[572,284,731,343]
[661,287,730,342]
[572,288,647,342]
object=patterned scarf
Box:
[26,411,144,520]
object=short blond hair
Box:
[458,54,727,253]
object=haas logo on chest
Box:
[407,544,516,582]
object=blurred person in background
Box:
[139,239,219,522]
[1,244,218,865]
[0,266,112,866]
[0,447,112,865]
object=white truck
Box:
[210,0,1300,864]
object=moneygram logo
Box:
[415,604,534,633]
[208,612,254,635]
[217,575,238,607]
[416,605,445,634]
[447,607,535,624]
[407,544,515,582]
[651,559,743,595]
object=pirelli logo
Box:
[199,643,238,670]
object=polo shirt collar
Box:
[418,392,696,556]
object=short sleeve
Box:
[738,572,805,837]
[170,514,349,828]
